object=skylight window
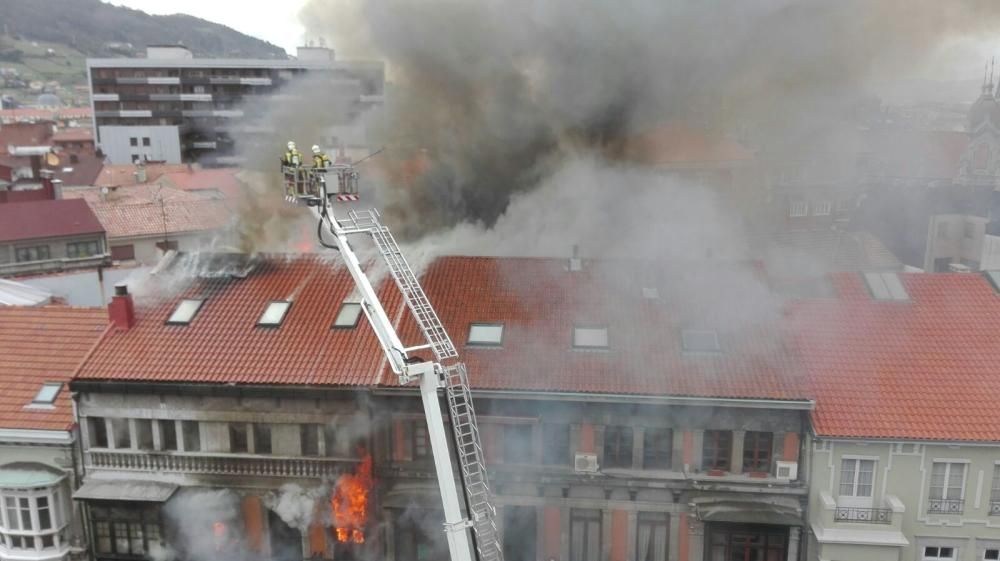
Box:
[31,383,62,405]
[573,326,608,349]
[257,301,292,327]
[166,299,205,325]
[682,329,721,353]
[332,302,363,329]
[863,272,909,301]
[468,323,504,346]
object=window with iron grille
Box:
[643,428,672,469]
[742,431,773,472]
[702,431,732,471]
[603,426,633,468]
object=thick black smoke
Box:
[299,0,1000,237]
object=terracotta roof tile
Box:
[0,199,105,243]
[0,306,108,431]
[392,257,806,400]
[75,253,395,387]
[75,254,806,402]
[789,272,1000,442]
[158,168,243,199]
[95,164,191,187]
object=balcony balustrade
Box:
[87,450,352,479]
[834,507,892,524]
[927,498,964,514]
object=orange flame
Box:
[212,521,227,551]
[332,450,372,544]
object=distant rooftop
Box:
[0,199,104,243]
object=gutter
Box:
[0,428,74,445]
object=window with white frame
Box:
[924,546,956,561]
[789,201,808,217]
[813,201,832,216]
[985,549,999,561]
[0,482,70,554]
[929,461,967,514]
[839,458,875,497]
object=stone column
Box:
[730,430,746,474]
[633,427,646,469]
[691,430,705,471]
[688,519,705,561]
[786,526,800,561]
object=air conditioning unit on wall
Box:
[775,460,798,481]
[575,453,598,473]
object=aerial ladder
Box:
[282,162,503,561]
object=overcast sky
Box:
[109,0,309,55]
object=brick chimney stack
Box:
[108,284,135,329]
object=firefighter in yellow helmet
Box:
[311,144,331,169]
[281,141,303,167]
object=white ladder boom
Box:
[317,203,502,561]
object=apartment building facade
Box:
[68,252,813,561]
[87,46,384,166]
[0,306,109,561]
[0,199,110,277]
[791,271,1000,561]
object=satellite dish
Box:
[45,152,60,166]
[100,186,109,195]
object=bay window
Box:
[0,477,71,557]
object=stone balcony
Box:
[811,491,908,553]
[86,449,356,479]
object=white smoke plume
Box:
[263,483,330,532]
[162,489,247,561]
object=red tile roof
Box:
[75,254,807,402]
[0,199,105,243]
[75,253,396,386]
[158,168,243,199]
[391,257,805,400]
[0,306,108,431]
[0,108,91,124]
[95,164,191,187]
[0,122,53,154]
[51,128,94,144]
[91,198,233,239]
[63,184,232,238]
[789,272,1000,442]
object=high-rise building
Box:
[87,46,384,166]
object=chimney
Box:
[569,245,582,272]
[108,284,136,329]
[38,169,56,200]
[134,162,147,184]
